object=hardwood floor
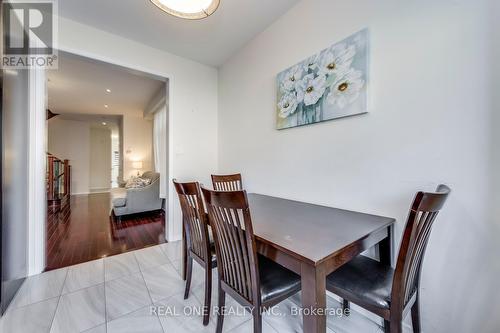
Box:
[46,193,166,271]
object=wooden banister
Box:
[47,155,55,199]
[47,154,71,206]
[64,159,70,196]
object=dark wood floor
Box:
[46,193,166,271]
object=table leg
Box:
[301,263,327,333]
[378,225,392,266]
[182,226,187,281]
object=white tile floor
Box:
[0,241,410,333]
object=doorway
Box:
[45,52,169,270]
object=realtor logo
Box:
[2,0,58,68]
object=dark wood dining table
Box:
[182,193,396,333]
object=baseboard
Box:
[90,188,111,194]
[71,190,111,196]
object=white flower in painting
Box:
[318,43,356,77]
[327,69,365,109]
[278,92,299,118]
[296,73,327,106]
[280,65,304,92]
[303,54,319,72]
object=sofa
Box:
[111,171,163,218]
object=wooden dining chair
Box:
[173,180,215,326]
[201,187,301,333]
[211,173,243,191]
[326,184,451,333]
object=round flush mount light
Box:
[150,0,220,20]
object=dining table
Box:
[181,193,396,333]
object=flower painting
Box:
[276,29,369,130]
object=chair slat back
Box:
[202,187,260,304]
[393,184,451,308]
[211,174,243,191]
[173,180,211,262]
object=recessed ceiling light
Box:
[106,89,111,93]
[102,122,107,126]
[104,104,109,108]
[150,0,220,20]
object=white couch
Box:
[110,171,163,219]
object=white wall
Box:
[48,118,90,195]
[145,83,169,198]
[486,3,500,331]
[2,67,30,306]
[218,0,497,332]
[491,1,500,227]
[89,127,112,191]
[57,16,218,241]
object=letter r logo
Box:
[3,2,53,55]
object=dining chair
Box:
[173,180,215,326]
[201,187,302,333]
[326,184,451,333]
[211,173,243,191]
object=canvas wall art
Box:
[276,29,369,130]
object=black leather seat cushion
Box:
[208,225,217,267]
[209,242,217,267]
[258,255,301,304]
[326,255,394,310]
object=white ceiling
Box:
[48,52,164,116]
[58,0,300,67]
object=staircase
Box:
[47,153,71,209]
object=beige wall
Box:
[122,111,153,179]
[89,127,112,191]
[48,118,90,195]
[48,114,152,193]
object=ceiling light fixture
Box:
[104,104,109,108]
[102,122,107,126]
[150,0,220,20]
[106,89,111,93]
